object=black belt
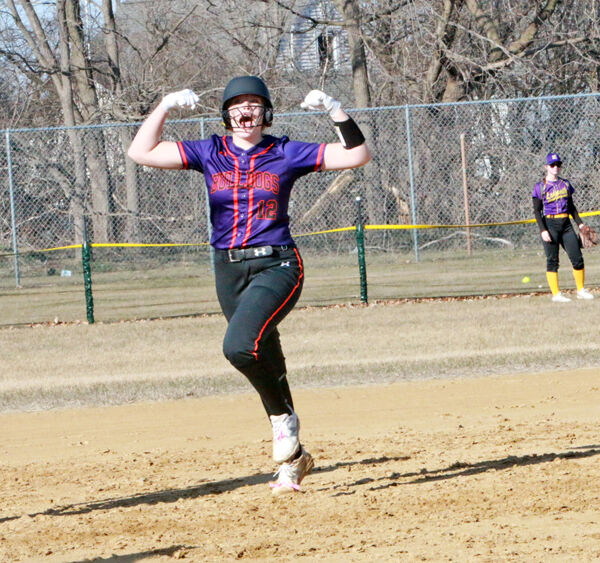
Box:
[222,245,292,262]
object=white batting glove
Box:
[160,89,199,112]
[300,90,342,119]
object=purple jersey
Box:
[177,134,325,249]
[532,178,574,216]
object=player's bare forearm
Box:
[127,105,183,169]
[330,107,349,122]
[323,142,371,170]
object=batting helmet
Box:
[221,76,273,128]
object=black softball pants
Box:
[214,246,304,417]
[542,217,584,272]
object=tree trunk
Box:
[332,0,381,223]
[120,127,140,241]
[103,0,139,241]
[333,0,371,109]
[84,131,115,242]
[54,0,86,243]
[65,0,114,242]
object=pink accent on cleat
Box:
[270,412,300,463]
[269,447,314,496]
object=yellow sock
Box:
[573,268,585,291]
[546,271,560,295]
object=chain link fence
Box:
[2,93,600,325]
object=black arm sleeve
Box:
[333,117,366,149]
[567,195,583,225]
[532,197,546,232]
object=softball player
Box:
[532,152,594,302]
[128,76,371,494]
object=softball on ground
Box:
[521,276,531,284]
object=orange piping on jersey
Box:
[251,248,304,360]
[315,143,326,171]
[176,141,189,169]
[242,143,275,247]
[222,136,242,248]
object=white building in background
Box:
[276,1,351,72]
[115,0,350,73]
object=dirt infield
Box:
[1,368,600,562]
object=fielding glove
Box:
[160,89,199,112]
[301,90,341,118]
[580,224,599,248]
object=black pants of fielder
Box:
[542,217,584,272]
[214,246,304,418]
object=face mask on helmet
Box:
[221,76,274,128]
[224,100,269,130]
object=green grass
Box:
[4,246,600,325]
[1,293,599,412]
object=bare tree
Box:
[100,0,139,240]
[364,0,600,104]
[0,0,205,242]
[4,0,600,248]
[1,0,115,240]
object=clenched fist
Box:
[160,89,199,112]
[300,90,341,118]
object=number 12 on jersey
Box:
[256,199,278,220]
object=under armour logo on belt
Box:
[281,261,290,267]
[253,247,269,257]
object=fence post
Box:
[5,129,21,288]
[355,196,368,305]
[460,133,472,255]
[81,216,95,324]
[404,106,419,262]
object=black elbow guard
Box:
[333,117,366,149]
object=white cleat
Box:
[270,412,300,463]
[269,447,314,495]
[577,288,594,300]
[552,292,571,303]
